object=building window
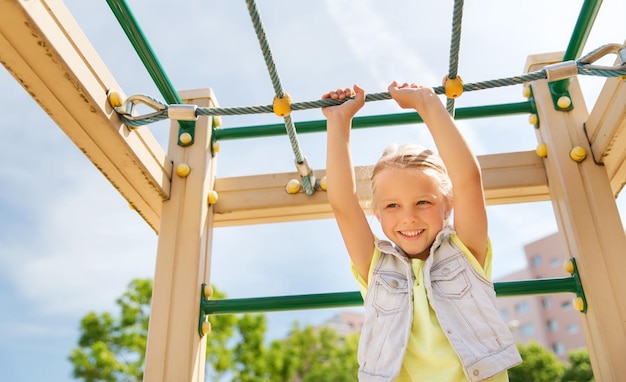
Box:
[553,342,565,356]
[515,302,529,315]
[547,319,558,332]
[562,300,572,311]
[531,255,542,267]
[542,297,552,309]
[520,324,535,338]
[499,308,508,320]
[550,257,561,267]
[567,323,579,334]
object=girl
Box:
[323,82,521,381]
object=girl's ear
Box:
[444,200,454,221]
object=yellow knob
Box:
[179,132,193,145]
[528,114,538,126]
[176,163,191,178]
[535,143,547,158]
[286,179,301,194]
[212,142,220,154]
[569,146,587,162]
[273,93,293,117]
[557,96,572,109]
[213,116,222,128]
[563,259,574,274]
[207,190,219,205]
[201,320,212,335]
[573,296,585,312]
[203,284,214,299]
[522,86,531,99]
[442,75,464,99]
[107,91,124,108]
[319,176,328,191]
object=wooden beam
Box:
[144,89,216,382]
[0,0,171,232]
[585,69,626,197]
[526,51,626,381]
[212,150,549,227]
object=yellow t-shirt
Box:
[352,234,509,382]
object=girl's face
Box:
[373,167,451,260]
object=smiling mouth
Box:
[399,229,424,238]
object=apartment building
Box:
[495,232,587,360]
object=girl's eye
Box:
[386,203,398,209]
[417,200,430,206]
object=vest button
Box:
[391,280,399,288]
[473,369,480,376]
[442,267,450,274]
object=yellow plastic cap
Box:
[203,284,214,299]
[212,142,220,154]
[273,93,292,117]
[443,75,464,99]
[201,321,212,335]
[319,176,328,191]
[522,86,531,99]
[563,259,574,274]
[536,143,547,158]
[175,163,191,178]
[207,190,219,205]
[179,132,193,145]
[557,96,572,109]
[107,91,124,108]
[569,146,587,162]
[528,114,538,126]
[286,179,301,194]
[573,296,585,312]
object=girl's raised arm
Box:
[323,85,375,281]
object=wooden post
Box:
[143,89,217,381]
[526,53,626,380]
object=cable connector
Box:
[168,104,198,121]
[544,61,578,82]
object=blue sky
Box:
[0,1,624,381]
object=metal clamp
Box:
[544,61,579,82]
[117,94,168,128]
[168,104,198,121]
[578,43,626,70]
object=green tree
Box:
[266,322,359,381]
[69,278,359,381]
[509,341,565,382]
[69,278,152,382]
[561,348,594,382]
[69,279,236,381]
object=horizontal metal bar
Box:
[203,277,578,315]
[214,102,534,141]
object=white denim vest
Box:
[358,227,522,382]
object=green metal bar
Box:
[202,277,578,315]
[106,0,195,144]
[106,0,182,104]
[552,0,603,94]
[214,101,533,141]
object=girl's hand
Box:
[387,81,442,115]
[321,84,365,122]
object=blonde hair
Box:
[371,143,453,209]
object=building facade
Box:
[495,232,587,360]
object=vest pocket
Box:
[431,257,470,298]
[371,271,408,315]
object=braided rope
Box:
[118,48,626,127]
[245,0,314,194]
[446,0,464,115]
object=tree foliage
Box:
[561,348,594,382]
[69,278,359,381]
[509,341,565,382]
